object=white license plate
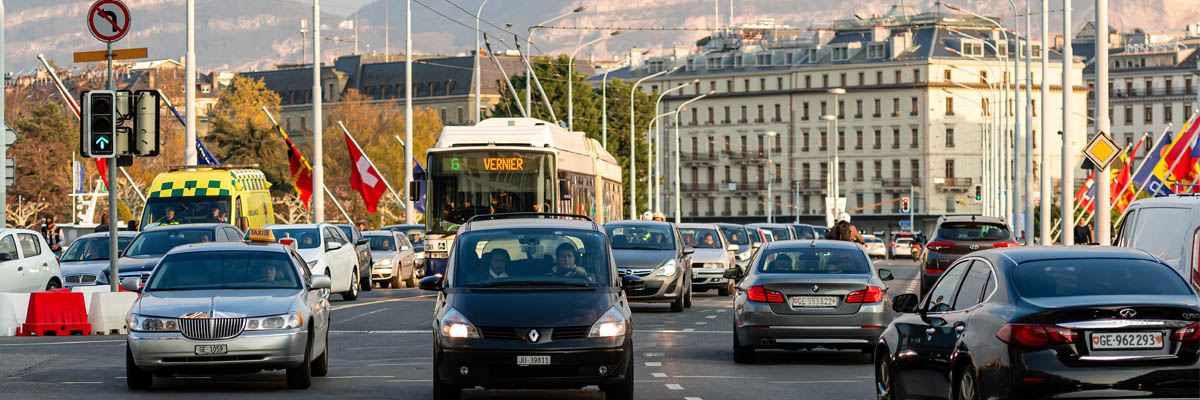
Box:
[791,296,838,307]
[1090,331,1164,350]
[194,345,227,355]
[426,252,449,259]
[517,355,550,366]
[426,239,450,252]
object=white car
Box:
[863,234,887,258]
[1115,194,1200,291]
[0,228,63,292]
[267,223,361,301]
[892,237,913,257]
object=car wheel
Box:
[732,328,755,364]
[404,267,418,288]
[311,326,329,377]
[432,352,461,400]
[600,351,634,400]
[285,333,313,389]
[361,265,373,292]
[684,282,693,308]
[955,363,979,400]
[380,280,391,289]
[45,279,61,291]
[321,269,332,299]
[126,344,153,389]
[670,290,685,312]
[717,285,731,296]
[875,349,907,400]
[342,268,360,301]
[389,268,403,288]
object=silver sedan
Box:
[123,241,332,389]
[728,240,894,363]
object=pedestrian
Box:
[825,212,864,245]
[94,214,110,233]
[40,214,64,253]
[126,219,139,231]
[1073,218,1094,245]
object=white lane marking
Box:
[0,340,124,347]
[682,328,696,332]
[644,352,664,357]
[685,397,704,400]
[337,308,389,323]
[61,382,103,384]
[651,372,668,378]
[320,375,395,379]
[644,362,662,367]
[665,383,684,390]
[331,330,429,334]
[705,315,717,319]
[770,380,863,384]
[694,322,707,325]
[367,363,428,366]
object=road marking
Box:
[770,380,863,384]
[682,328,696,332]
[331,296,431,311]
[0,339,124,347]
[61,382,103,384]
[694,321,707,325]
[332,330,429,334]
[644,362,662,367]
[367,363,428,366]
[685,397,704,400]
[337,308,389,323]
[386,379,430,383]
[651,372,668,378]
[671,376,755,379]
[705,315,717,319]
[319,375,395,379]
[665,383,684,390]
[644,352,664,357]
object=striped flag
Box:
[413,160,426,214]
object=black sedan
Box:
[875,246,1200,400]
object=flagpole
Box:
[1126,122,1181,202]
[337,121,406,209]
[323,186,353,223]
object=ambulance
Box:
[139,165,275,230]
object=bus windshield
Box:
[426,151,555,233]
[141,196,231,229]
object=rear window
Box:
[762,226,790,241]
[757,248,870,274]
[865,237,882,243]
[793,226,816,240]
[936,222,1011,241]
[1012,259,1192,298]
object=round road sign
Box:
[87,0,131,43]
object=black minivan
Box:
[419,213,643,400]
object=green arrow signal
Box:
[95,136,110,149]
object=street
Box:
[0,259,919,399]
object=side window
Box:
[17,234,41,258]
[0,235,17,261]
[293,251,312,284]
[926,260,971,312]
[228,228,244,241]
[1129,208,1189,264]
[1115,209,1138,247]
[322,228,338,245]
[397,234,411,249]
[953,261,992,310]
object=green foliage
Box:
[8,101,76,217]
[207,75,291,195]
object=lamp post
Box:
[828,88,846,217]
[630,66,681,219]
[821,114,836,226]
[473,0,490,125]
[673,91,714,223]
[569,31,621,131]
[1061,0,1075,245]
[527,6,586,112]
[650,80,694,214]
[766,131,778,223]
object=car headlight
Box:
[588,307,628,338]
[439,308,479,339]
[374,258,393,267]
[245,312,304,330]
[655,259,678,276]
[127,314,179,332]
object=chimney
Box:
[629,48,645,70]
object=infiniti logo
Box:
[811,285,820,293]
[969,244,980,250]
[1118,309,1138,318]
[527,329,541,343]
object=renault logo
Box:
[811,285,820,293]
[1118,309,1137,318]
[527,329,541,343]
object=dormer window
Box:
[809,48,819,63]
[867,43,886,59]
[832,47,850,61]
[687,58,695,71]
[996,41,1008,57]
[708,56,723,69]
[961,41,984,57]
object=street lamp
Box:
[630,65,682,219]
[568,30,621,131]
[821,114,837,225]
[673,91,714,223]
[473,0,491,125]
[766,131,778,223]
[827,88,845,218]
[650,79,696,213]
[527,6,587,111]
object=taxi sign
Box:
[1083,131,1121,170]
[244,228,276,243]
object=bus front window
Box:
[426,152,554,234]
[141,196,231,228]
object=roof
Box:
[937,215,1005,223]
[142,223,231,232]
[168,241,291,254]
[464,218,599,232]
[265,223,328,230]
[383,224,424,229]
[1128,194,1200,208]
[74,231,138,239]
[746,223,791,228]
[981,246,1158,264]
[604,220,674,227]
[766,239,867,251]
[677,223,719,229]
[362,230,398,236]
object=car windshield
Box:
[748,229,763,245]
[367,236,395,251]
[679,228,722,249]
[937,222,1011,241]
[141,196,231,229]
[61,236,133,262]
[761,226,790,241]
[270,228,320,249]
[793,226,816,240]
[124,229,214,258]
[605,225,675,250]
[757,248,870,274]
[145,251,302,291]
[399,228,424,245]
[452,228,610,288]
[719,226,750,245]
[1012,259,1192,298]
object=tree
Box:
[207,75,290,195]
[8,101,77,218]
[5,198,48,228]
[488,55,657,213]
[273,194,311,224]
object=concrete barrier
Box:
[0,293,31,336]
[88,292,138,335]
[70,286,111,314]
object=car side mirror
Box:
[878,268,894,281]
[727,244,740,252]
[326,242,343,252]
[723,267,742,280]
[120,277,142,292]
[356,238,369,246]
[682,247,696,256]
[418,275,443,291]
[892,293,919,313]
[310,274,332,290]
[620,274,645,291]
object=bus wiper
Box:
[480,280,591,288]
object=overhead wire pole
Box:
[185,0,197,166]
[338,121,408,208]
[1007,0,1024,236]
[1093,0,1111,245]
[313,0,325,223]
[673,91,713,223]
[483,35,527,117]
[630,66,677,219]
[514,36,557,122]
[1061,0,1075,245]
[473,0,490,124]
[404,0,415,224]
[1024,0,1035,243]
[651,80,695,214]
[1039,0,1051,244]
[568,31,621,131]
[526,7,586,118]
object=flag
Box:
[72,159,86,194]
[413,160,426,214]
[1189,136,1200,193]
[197,139,220,165]
[1147,114,1200,195]
[1076,171,1096,215]
[344,135,387,214]
[96,158,110,190]
[1170,128,1200,192]
[273,124,314,209]
[1132,131,1174,197]
[1113,151,1136,214]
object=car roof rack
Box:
[462,212,598,232]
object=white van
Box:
[1114,194,1200,291]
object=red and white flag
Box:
[344,135,387,214]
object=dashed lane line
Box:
[651,372,668,378]
[644,362,662,367]
[685,397,704,400]
[665,383,684,390]
[645,352,664,357]
[330,295,434,311]
[705,315,717,319]
[769,380,864,384]
[336,308,389,323]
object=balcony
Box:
[681,152,719,164]
[881,178,921,189]
[681,183,717,193]
[793,179,825,193]
[724,150,767,164]
[936,177,972,192]
[723,181,766,191]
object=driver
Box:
[484,249,510,279]
[701,233,716,247]
[550,243,589,280]
[158,210,179,225]
[300,233,317,248]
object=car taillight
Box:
[845,286,884,303]
[1173,322,1200,341]
[926,241,955,251]
[996,323,1079,347]
[992,242,1019,248]
[925,268,943,275]
[746,285,785,303]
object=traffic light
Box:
[900,197,910,213]
[973,184,983,202]
[83,90,116,158]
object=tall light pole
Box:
[1007,0,1025,235]
[601,67,612,147]
[569,31,621,131]
[313,0,325,222]
[821,114,836,226]
[473,0,490,124]
[404,0,415,224]
[184,0,197,166]
[1093,0,1112,245]
[527,6,586,113]
[674,91,713,223]
[651,80,694,214]
[630,66,679,219]
[828,88,845,215]
[1061,0,1075,245]
[766,131,778,223]
[1039,0,1051,244]
[1024,0,1035,242]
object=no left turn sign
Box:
[88,0,130,43]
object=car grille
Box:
[477,326,592,341]
[118,272,153,284]
[551,326,590,340]
[618,268,653,277]
[162,355,265,363]
[65,274,97,284]
[479,326,520,340]
[179,318,246,340]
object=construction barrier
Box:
[20,291,91,336]
[70,286,111,314]
[88,292,138,335]
[0,293,31,336]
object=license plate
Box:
[426,239,450,252]
[426,252,448,259]
[517,355,550,366]
[1089,331,1164,350]
[791,296,837,307]
[194,345,227,355]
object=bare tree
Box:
[273,194,311,224]
[6,197,49,228]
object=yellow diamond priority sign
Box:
[1083,131,1121,170]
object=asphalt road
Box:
[0,258,920,399]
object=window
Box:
[838,161,845,182]
[873,99,881,118]
[822,74,828,88]
[855,129,863,150]
[832,47,849,61]
[777,77,783,90]
[724,136,731,151]
[874,160,882,179]
[837,130,845,150]
[855,99,863,118]
[910,97,919,116]
[707,107,714,125]
[802,163,810,180]
[1187,105,1194,120]
[876,71,883,85]
[820,130,828,151]
[895,70,902,84]
[838,100,845,119]
[457,107,464,123]
[857,72,865,86]
[1144,79,1153,96]
[802,102,810,120]
[892,128,900,149]
[946,128,955,148]
[961,41,983,56]
[925,262,969,312]
[874,193,883,213]
[1165,104,1173,124]
[1124,106,1133,125]
[980,70,988,84]
[724,166,731,181]
[724,106,731,123]
[728,80,734,91]
[892,98,900,117]
[911,159,920,183]
[913,69,921,82]
[740,106,747,123]
[744,79,750,92]
[840,73,847,87]
[945,97,955,115]
[873,129,882,149]
[756,105,764,122]
[910,127,919,148]
[1165,78,1173,95]
[759,78,766,91]
[820,101,827,117]
[982,98,991,116]
[805,75,811,88]
[953,261,992,310]
[16,233,41,257]
[1186,77,1194,94]
[855,161,864,181]
[774,104,782,122]
[802,130,810,151]
[694,81,701,94]
[946,159,956,178]
[892,160,901,180]
[1144,105,1153,123]
[943,69,952,81]
[867,43,886,59]
[691,108,698,125]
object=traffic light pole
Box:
[909,185,915,233]
[106,42,120,293]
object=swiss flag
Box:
[344,135,387,214]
